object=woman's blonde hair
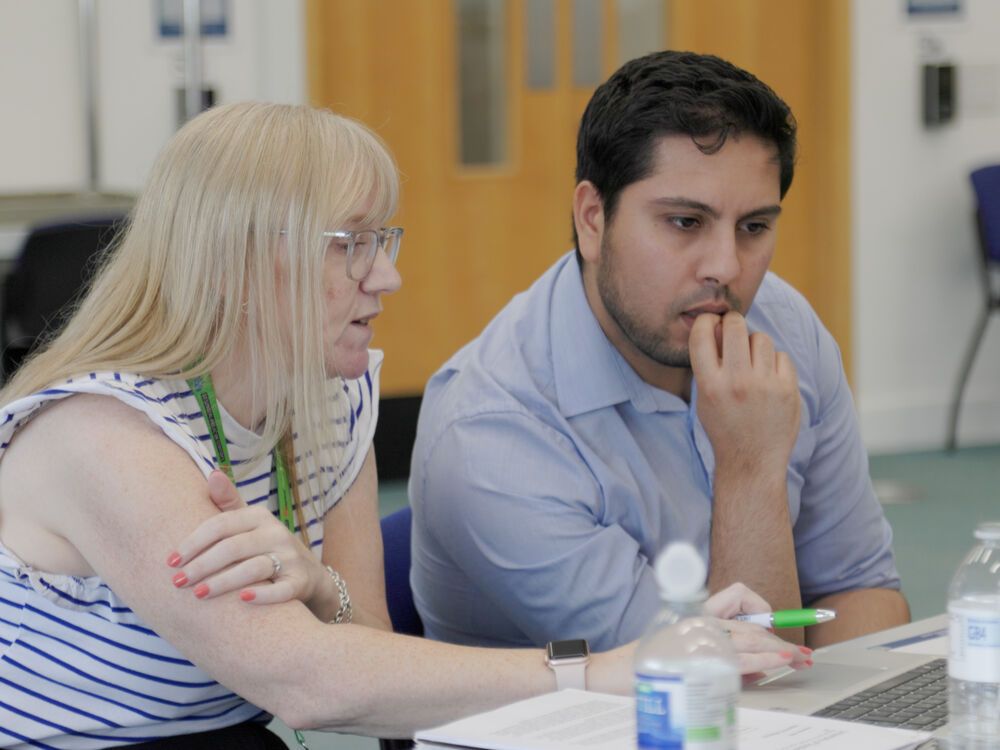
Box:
[1,101,399,518]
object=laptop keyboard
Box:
[811,658,948,731]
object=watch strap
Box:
[549,660,588,691]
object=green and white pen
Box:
[734,608,836,629]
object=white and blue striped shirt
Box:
[0,352,381,748]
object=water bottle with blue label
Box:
[948,522,1000,749]
[634,543,738,750]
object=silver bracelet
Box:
[324,565,353,624]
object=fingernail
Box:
[799,646,813,655]
[805,659,814,666]
[166,552,182,568]
[240,590,256,602]
[172,572,188,587]
[193,584,209,599]
[779,651,794,659]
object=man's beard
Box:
[595,233,741,369]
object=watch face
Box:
[548,639,590,660]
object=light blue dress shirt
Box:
[410,252,900,651]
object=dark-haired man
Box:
[409,51,909,652]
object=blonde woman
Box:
[0,102,806,749]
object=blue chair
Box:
[947,165,1000,450]
[379,507,422,750]
[380,506,423,637]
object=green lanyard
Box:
[186,373,296,534]
[187,373,309,747]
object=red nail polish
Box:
[805,659,814,666]
[779,651,794,659]
[193,584,209,599]
[240,590,256,602]
[799,646,813,655]
[166,552,182,568]
[172,572,188,587]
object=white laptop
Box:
[740,615,950,747]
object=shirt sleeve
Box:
[413,406,660,651]
[792,317,902,602]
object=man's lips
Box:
[679,305,731,326]
[683,304,731,317]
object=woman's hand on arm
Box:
[166,470,337,615]
[171,447,391,629]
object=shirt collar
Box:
[550,254,688,417]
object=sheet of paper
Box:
[739,707,931,749]
[875,628,950,656]
[414,689,932,750]
[415,690,633,750]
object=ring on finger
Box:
[266,552,282,581]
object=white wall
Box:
[0,0,305,195]
[853,0,1000,452]
[0,0,86,192]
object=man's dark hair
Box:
[574,50,797,251]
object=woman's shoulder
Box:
[0,372,215,478]
[0,376,213,576]
[1,371,187,420]
[1,377,196,471]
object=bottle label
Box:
[948,603,1000,682]
[636,674,684,749]
[635,672,736,749]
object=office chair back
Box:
[381,505,423,637]
[971,165,1000,265]
[1,214,125,380]
[947,165,1000,449]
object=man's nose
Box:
[696,230,740,287]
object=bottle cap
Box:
[655,542,708,602]
[974,522,1000,541]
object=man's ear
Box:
[572,181,605,264]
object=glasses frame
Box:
[279,226,404,281]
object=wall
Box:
[0,0,305,196]
[0,0,85,193]
[853,0,1000,452]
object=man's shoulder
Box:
[422,259,570,423]
[747,272,828,361]
[751,271,816,316]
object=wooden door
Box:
[307,0,851,395]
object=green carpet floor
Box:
[872,444,1000,620]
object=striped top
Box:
[0,352,381,749]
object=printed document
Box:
[414,689,931,750]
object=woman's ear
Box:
[572,181,605,264]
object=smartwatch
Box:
[545,639,590,691]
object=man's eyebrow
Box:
[649,197,783,223]
[649,197,719,218]
[739,205,782,222]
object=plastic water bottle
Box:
[634,543,738,750]
[948,522,1000,749]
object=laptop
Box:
[740,614,951,747]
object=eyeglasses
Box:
[280,226,404,281]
